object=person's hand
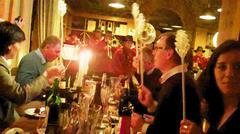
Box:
[132,56,140,69]
[180,119,201,134]
[131,112,145,133]
[143,114,155,124]
[43,65,65,84]
[138,86,154,107]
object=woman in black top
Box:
[180,40,240,134]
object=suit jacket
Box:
[16,50,46,86]
[0,57,49,128]
[130,68,162,115]
[146,73,201,134]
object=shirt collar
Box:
[146,67,156,75]
[0,56,11,73]
[35,48,46,64]
[160,64,188,84]
[1,56,9,65]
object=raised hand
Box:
[143,114,155,124]
[179,119,201,134]
[43,65,66,84]
[131,112,144,133]
[138,86,154,107]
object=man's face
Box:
[94,31,102,40]
[152,36,169,71]
[124,40,133,49]
[45,43,61,62]
[104,34,112,43]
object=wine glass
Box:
[83,80,97,104]
[100,85,110,115]
[88,105,102,134]
[109,77,121,101]
[36,117,47,134]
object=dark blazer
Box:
[130,68,162,115]
[146,73,201,134]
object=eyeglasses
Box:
[153,46,164,51]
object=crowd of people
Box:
[1,19,240,134]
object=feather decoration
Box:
[131,2,145,87]
[136,13,145,38]
[175,30,190,58]
[131,3,139,20]
[175,29,190,120]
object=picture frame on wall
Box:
[100,20,106,33]
[87,19,96,32]
[107,22,113,32]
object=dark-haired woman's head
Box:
[201,40,240,125]
[0,21,25,58]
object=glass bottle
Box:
[46,79,61,128]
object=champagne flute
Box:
[100,85,110,115]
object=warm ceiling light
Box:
[217,8,222,12]
[109,2,125,8]
[199,13,216,20]
[162,27,173,31]
[171,25,182,28]
[199,0,216,20]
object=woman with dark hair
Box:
[180,40,240,134]
[0,21,64,130]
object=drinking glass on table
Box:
[110,76,122,100]
[36,108,48,134]
[101,84,110,115]
[36,117,47,134]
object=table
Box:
[2,116,38,134]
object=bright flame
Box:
[76,49,92,87]
[79,49,92,75]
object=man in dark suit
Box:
[131,32,201,134]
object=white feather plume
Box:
[136,13,145,37]
[131,3,139,19]
[175,30,190,58]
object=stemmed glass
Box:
[100,84,110,115]
[36,109,48,134]
[109,77,122,101]
[82,80,97,104]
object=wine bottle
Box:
[46,79,61,125]
[118,79,132,116]
[119,79,131,134]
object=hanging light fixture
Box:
[171,25,182,29]
[109,0,125,9]
[217,8,222,12]
[199,0,216,20]
[162,27,173,31]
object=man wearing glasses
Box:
[131,32,201,134]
